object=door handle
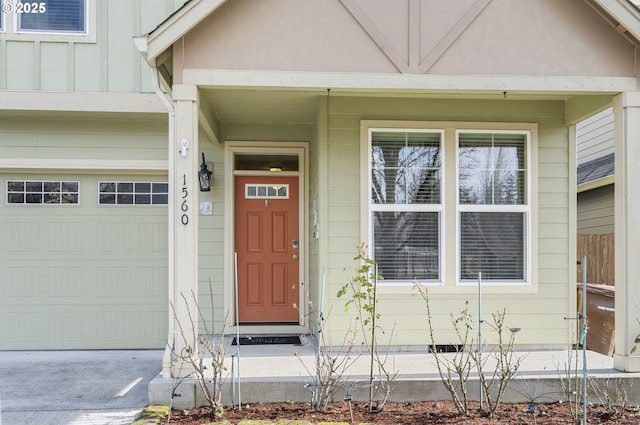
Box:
[292,254,299,260]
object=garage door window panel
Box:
[99,181,168,206]
[6,180,79,205]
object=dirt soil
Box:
[162,400,640,424]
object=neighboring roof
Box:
[577,152,615,185]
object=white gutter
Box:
[150,67,177,379]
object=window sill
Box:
[1,31,96,43]
[376,281,538,295]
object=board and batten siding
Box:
[576,107,614,166]
[0,0,183,93]
[321,97,572,347]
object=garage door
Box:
[0,174,168,350]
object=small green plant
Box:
[337,243,397,412]
[337,243,381,327]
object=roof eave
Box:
[578,175,615,192]
[588,0,640,46]
[136,0,229,65]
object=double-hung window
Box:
[457,131,529,284]
[365,122,535,289]
[369,130,443,282]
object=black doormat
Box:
[232,335,301,345]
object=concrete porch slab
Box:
[148,343,640,409]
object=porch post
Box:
[613,92,640,371]
[165,84,200,378]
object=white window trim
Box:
[98,181,169,206]
[361,120,538,294]
[223,141,309,330]
[455,129,531,286]
[244,183,290,199]
[5,179,80,205]
[0,0,96,43]
[367,127,445,285]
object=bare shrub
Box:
[415,285,523,417]
[171,281,227,417]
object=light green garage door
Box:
[0,174,168,350]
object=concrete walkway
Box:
[149,342,640,409]
[0,350,163,425]
[3,345,639,424]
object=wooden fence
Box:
[577,233,615,285]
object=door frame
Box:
[224,141,308,331]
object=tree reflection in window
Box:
[370,131,442,281]
[458,132,528,282]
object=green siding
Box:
[1,0,180,93]
[6,41,34,90]
[0,117,168,161]
[0,173,168,349]
[318,96,572,347]
[40,43,69,91]
[577,184,615,234]
[197,137,228,329]
[74,43,102,92]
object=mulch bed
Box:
[161,400,640,424]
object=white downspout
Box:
[151,67,176,378]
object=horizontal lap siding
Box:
[0,118,168,161]
[323,97,571,347]
[197,139,226,330]
[576,108,614,166]
[577,185,614,234]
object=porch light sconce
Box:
[198,152,213,192]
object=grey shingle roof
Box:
[577,153,615,185]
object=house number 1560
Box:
[181,174,189,225]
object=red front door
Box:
[235,176,299,322]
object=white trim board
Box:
[0,91,166,113]
[0,158,168,174]
[185,69,635,95]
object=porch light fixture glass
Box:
[199,152,213,192]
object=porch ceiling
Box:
[201,86,606,127]
[203,89,318,125]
